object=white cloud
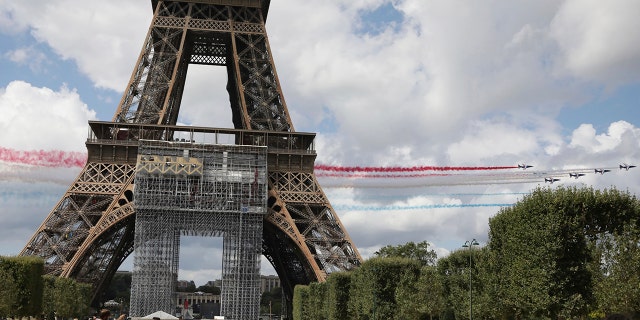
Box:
[5,47,29,63]
[447,121,540,163]
[1,0,640,282]
[550,0,640,86]
[0,4,27,34]
[4,46,48,72]
[569,121,640,153]
[0,1,150,91]
[177,65,235,128]
[0,80,96,151]
[3,1,637,165]
[0,80,93,256]
[266,0,608,167]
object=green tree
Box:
[187,280,197,292]
[592,223,640,315]
[43,275,92,320]
[325,272,351,320]
[489,187,587,318]
[0,266,19,317]
[42,276,57,319]
[292,284,310,320]
[583,188,640,317]
[417,266,446,320]
[348,257,421,320]
[102,271,132,308]
[437,249,475,320]
[260,286,282,316]
[487,186,640,319]
[437,243,496,320]
[0,256,44,317]
[196,284,221,295]
[394,263,423,319]
[375,241,438,266]
[54,277,92,318]
[308,282,327,320]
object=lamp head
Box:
[462,239,480,247]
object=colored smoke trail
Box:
[0,163,79,185]
[315,164,518,172]
[0,147,86,168]
[0,147,517,173]
[316,172,452,178]
[318,171,545,188]
[325,191,528,201]
[0,146,622,189]
[317,166,615,188]
[333,203,515,211]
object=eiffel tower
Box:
[20,0,361,314]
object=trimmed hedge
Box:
[0,255,44,317]
[293,284,310,320]
[326,272,351,320]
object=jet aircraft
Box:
[620,163,637,171]
[518,164,533,170]
[545,177,560,183]
[569,173,586,179]
[594,169,611,175]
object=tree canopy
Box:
[375,240,438,266]
[0,256,44,317]
[488,186,640,318]
[292,186,640,319]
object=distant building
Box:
[176,291,220,307]
[260,275,280,293]
[206,279,222,288]
[201,276,279,294]
[176,280,195,292]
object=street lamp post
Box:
[372,267,377,320]
[462,239,479,320]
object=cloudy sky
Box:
[1,0,639,286]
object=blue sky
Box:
[0,33,119,121]
[1,0,640,286]
[558,83,640,134]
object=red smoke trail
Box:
[315,172,452,178]
[0,147,518,172]
[0,147,86,168]
[315,164,518,172]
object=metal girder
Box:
[21,0,362,316]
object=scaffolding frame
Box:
[131,140,267,319]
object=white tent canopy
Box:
[141,311,178,320]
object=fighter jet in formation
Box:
[569,173,586,179]
[545,177,560,184]
[518,164,533,170]
[620,163,637,171]
[594,169,611,175]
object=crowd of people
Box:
[95,309,127,320]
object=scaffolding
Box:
[130,140,267,320]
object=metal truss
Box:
[21,163,137,306]
[21,0,362,316]
[113,0,291,132]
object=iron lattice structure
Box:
[21,0,362,316]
